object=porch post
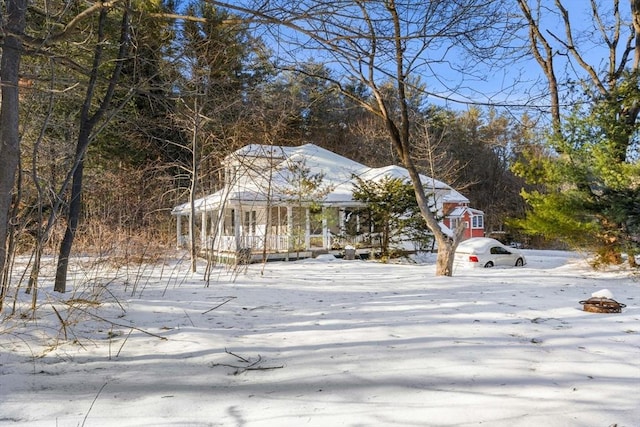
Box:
[305,208,310,249]
[176,215,182,249]
[217,208,224,251]
[201,210,207,248]
[276,206,282,251]
[287,206,293,250]
[234,207,241,251]
[322,207,328,249]
[264,206,271,252]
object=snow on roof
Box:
[171,191,224,215]
[448,206,485,217]
[285,144,368,176]
[174,143,470,214]
[359,165,468,203]
[439,222,454,238]
[360,165,446,189]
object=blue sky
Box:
[197,1,635,117]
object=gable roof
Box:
[447,206,484,217]
[172,143,469,215]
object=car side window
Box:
[490,247,510,255]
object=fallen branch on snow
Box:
[210,349,284,375]
[201,297,236,315]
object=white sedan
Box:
[454,237,527,268]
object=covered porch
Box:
[173,200,376,258]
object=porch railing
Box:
[186,233,378,253]
[208,235,291,252]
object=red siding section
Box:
[442,202,484,239]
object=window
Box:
[472,215,484,229]
[449,218,468,231]
[244,211,256,235]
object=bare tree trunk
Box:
[189,97,200,273]
[516,0,561,134]
[54,5,130,292]
[25,60,59,298]
[400,150,465,276]
[383,1,464,276]
[54,127,90,292]
[0,0,26,303]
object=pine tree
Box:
[513,78,640,266]
[352,176,429,259]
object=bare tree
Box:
[171,91,222,273]
[54,4,132,292]
[516,0,562,133]
[205,0,513,275]
[517,0,640,139]
[0,0,26,301]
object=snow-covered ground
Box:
[1,250,638,426]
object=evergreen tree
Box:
[352,176,429,259]
[513,78,640,265]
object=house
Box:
[442,205,486,239]
[171,143,484,259]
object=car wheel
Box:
[515,258,524,267]
[484,261,494,268]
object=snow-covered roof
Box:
[172,143,470,215]
[447,206,484,217]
